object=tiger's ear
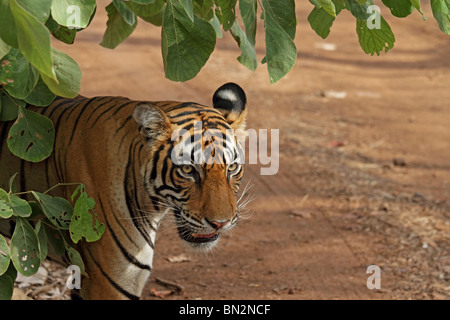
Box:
[212,83,247,131]
[133,104,173,146]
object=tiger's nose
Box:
[205,218,230,229]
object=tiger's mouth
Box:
[176,225,220,244]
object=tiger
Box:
[0,82,248,300]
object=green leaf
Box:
[0,90,25,122]
[113,0,137,26]
[239,0,257,46]
[308,6,336,39]
[261,0,297,84]
[69,185,105,243]
[32,192,73,230]
[193,0,213,20]
[409,0,426,18]
[310,0,337,17]
[180,0,194,22]
[10,0,55,79]
[0,234,10,276]
[0,38,11,60]
[40,47,81,98]
[43,225,65,257]
[0,189,13,219]
[0,48,39,100]
[24,77,56,107]
[0,0,18,48]
[15,0,52,23]
[431,0,450,34]
[10,217,41,276]
[127,0,165,25]
[45,16,77,45]
[215,0,237,31]
[230,21,257,71]
[0,188,32,218]
[162,0,216,82]
[34,221,48,262]
[0,273,14,300]
[210,13,223,38]
[100,2,138,49]
[7,106,55,162]
[64,243,86,276]
[356,17,395,55]
[344,0,373,20]
[50,0,97,29]
[382,0,414,18]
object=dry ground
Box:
[19,1,449,300]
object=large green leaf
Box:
[40,47,81,98]
[310,0,337,17]
[0,0,18,48]
[45,16,77,45]
[100,2,138,49]
[0,90,26,122]
[308,6,336,39]
[162,0,216,82]
[431,0,450,34]
[0,48,39,100]
[7,106,55,162]
[239,0,257,46]
[113,0,137,26]
[69,185,105,243]
[0,273,14,300]
[9,0,55,80]
[24,77,56,107]
[382,0,414,18]
[261,0,297,84]
[230,21,257,71]
[15,0,52,23]
[10,217,41,276]
[51,0,97,29]
[215,0,237,31]
[0,234,11,277]
[356,17,395,55]
[127,0,165,25]
[32,192,73,230]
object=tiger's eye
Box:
[181,165,193,174]
[228,163,238,172]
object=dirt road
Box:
[51,1,449,300]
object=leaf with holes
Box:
[10,217,41,276]
[7,106,55,162]
[70,185,105,243]
[32,191,73,230]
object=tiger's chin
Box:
[176,224,221,252]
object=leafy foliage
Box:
[0,181,103,299]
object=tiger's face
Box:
[133,83,247,250]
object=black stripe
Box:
[124,138,154,249]
[90,99,134,128]
[85,248,140,300]
[68,97,111,145]
[99,198,152,271]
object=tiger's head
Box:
[133,83,248,250]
